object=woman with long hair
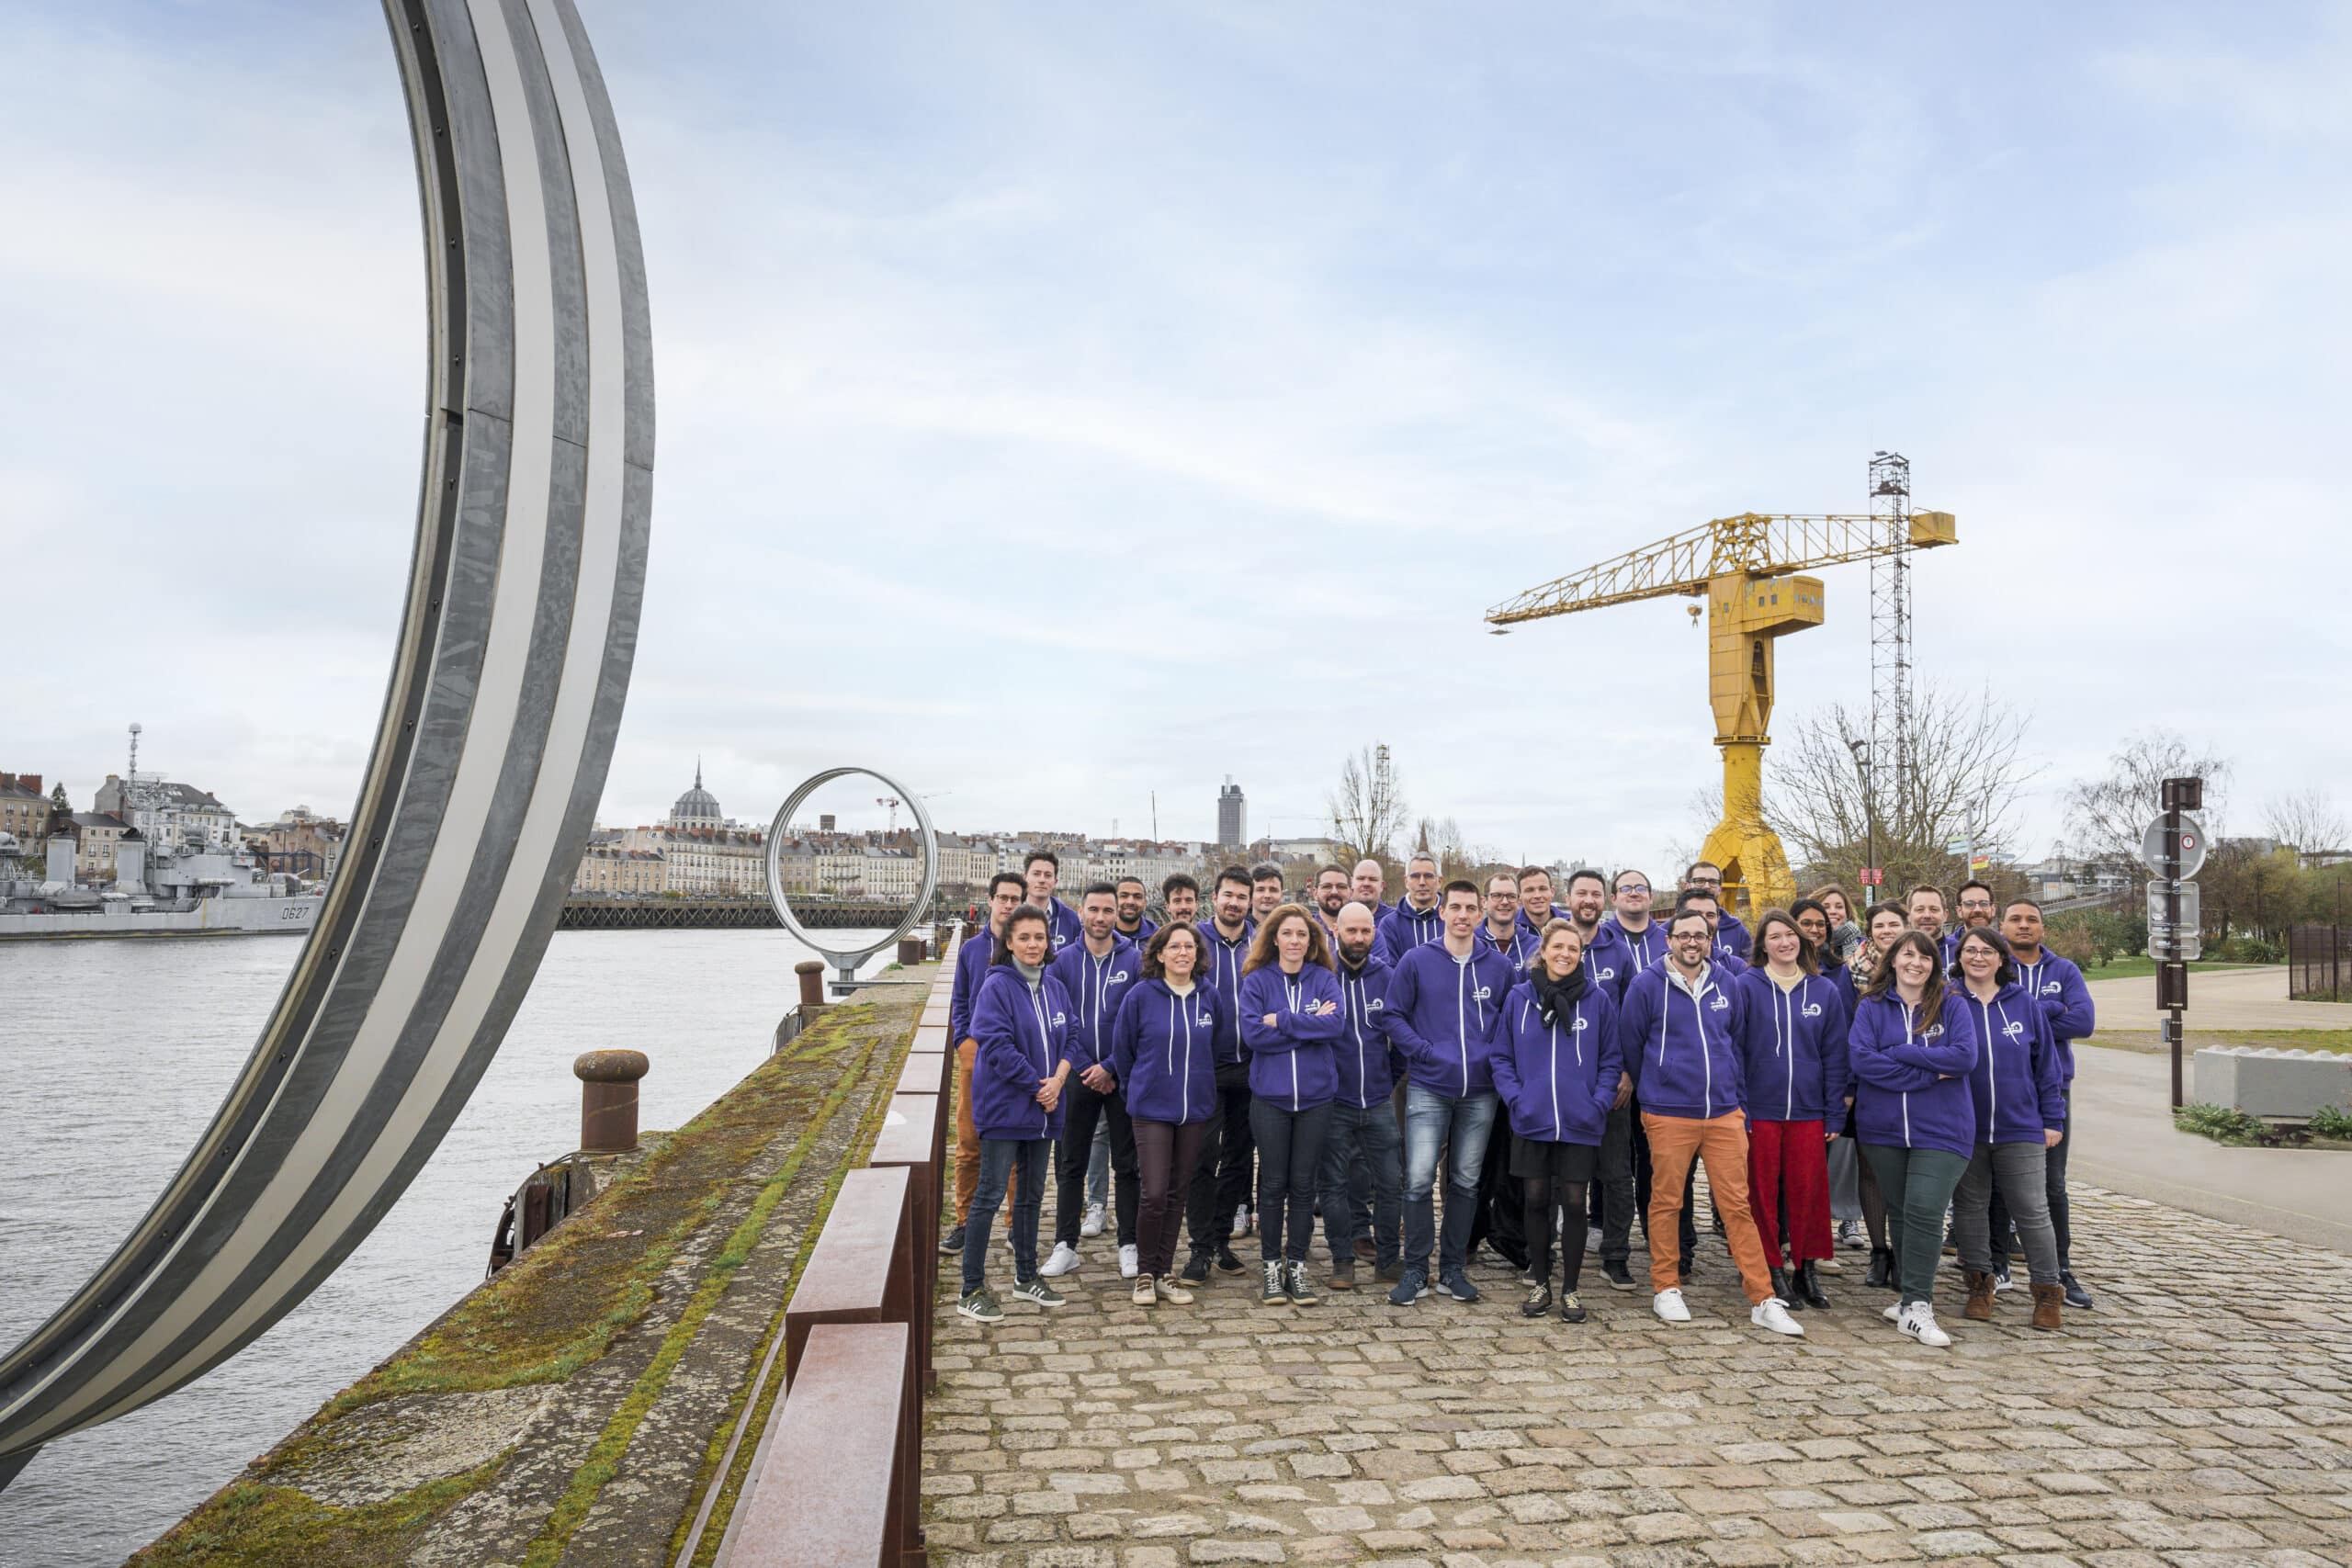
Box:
[1947,927,2069,1331]
[1238,903,1344,1305]
[1109,922,1224,1307]
[1808,883,1865,969]
[1489,920,1621,1322]
[1849,930,1978,1348]
[957,906,1077,1324]
[1735,909,1849,1312]
[1840,899,1912,1285]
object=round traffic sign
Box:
[2140,811,2207,878]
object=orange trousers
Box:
[1640,1109,1772,1304]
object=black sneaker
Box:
[1558,1290,1588,1324]
[1215,1247,1246,1276]
[1374,1258,1404,1283]
[1260,1260,1285,1303]
[938,1223,966,1255]
[2061,1269,2095,1311]
[1285,1261,1319,1306]
[1602,1258,1635,1292]
[1440,1268,1481,1303]
[1180,1253,1211,1285]
[1386,1266,1429,1306]
[1521,1281,1553,1318]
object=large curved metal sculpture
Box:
[0,0,653,1485]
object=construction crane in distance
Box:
[1486,506,1957,915]
[876,795,901,833]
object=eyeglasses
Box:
[1617,883,1649,895]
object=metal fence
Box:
[2288,925,2350,1001]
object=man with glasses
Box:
[1682,861,1750,961]
[1600,868,1672,972]
[1376,852,1445,961]
[1947,879,1996,967]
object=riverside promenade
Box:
[924,1158,2352,1565]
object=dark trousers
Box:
[1990,1085,2072,1268]
[1860,1143,1970,1307]
[962,1137,1050,1296]
[1250,1100,1331,1264]
[1133,1117,1206,1279]
[1468,1124,1527,1266]
[1320,1100,1402,1268]
[1185,1065,1254,1258]
[1597,1100,1636,1264]
[1055,1076,1138,1247]
[1526,1179,1589,1291]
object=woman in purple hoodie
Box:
[1947,928,2068,1332]
[1490,920,1621,1323]
[1238,905,1345,1307]
[1849,931,1978,1348]
[956,907,1076,1325]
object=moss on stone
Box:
[131,1453,510,1567]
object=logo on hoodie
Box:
[1923,1023,1945,1040]
[1570,1015,1589,1032]
[1197,1009,1215,1027]
[1471,986,1492,1002]
[2002,1019,2027,1039]
[1593,964,1616,983]
[2040,980,2063,996]
[1368,998,1385,1011]
[1801,1002,1824,1018]
[1709,994,1730,1012]
[1112,969,1131,983]
[1051,1011,1068,1028]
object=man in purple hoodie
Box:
[943,872,1025,1255]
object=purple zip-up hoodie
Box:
[1110,978,1220,1125]
[1238,963,1345,1111]
[1847,990,1979,1157]
[947,921,999,1046]
[1598,914,1672,973]
[1375,897,1445,963]
[1617,960,1747,1121]
[1383,940,1515,1098]
[1194,917,1257,1066]
[968,963,1074,1141]
[1951,979,2066,1145]
[2012,950,2095,1085]
[1489,976,1622,1145]
[1047,935,1140,1072]
[1734,968,1852,1124]
[1333,953,1406,1109]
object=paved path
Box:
[2084,966,2352,1033]
[923,1179,2352,1566]
[2069,1043,2352,1255]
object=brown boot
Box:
[1963,1269,1996,1321]
[2030,1282,2064,1332]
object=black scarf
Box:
[1531,963,1589,1023]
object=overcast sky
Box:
[6,3,2346,872]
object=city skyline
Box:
[6,6,2348,879]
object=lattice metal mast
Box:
[1868,452,1914,808]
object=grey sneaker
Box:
[1012,1275,1065,1308]
[1261,1261,1285,1303]
[957,1287,1001,1323]
[1559,1290,1588,1324]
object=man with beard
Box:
[1310,863,1351,941]
[1317,901,1405,1290]
[1114,874,1157,947]
[1558,867,1640,1287]
[1681,861,1750,961]
[1947,879,1996,966]
[1160,872,1200,928]
[1182,867,1261,1282]
[1599,868,1673,972]
[1469,872,1534,1272]
[1376,852,1445,961]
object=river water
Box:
[0,928,887,1566]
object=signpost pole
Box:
[2154,775,2203,1111]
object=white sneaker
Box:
[1041,1241,1081,1278]
[1080,1202,1107,1238]
[1751,1298,1805,1337]
[1899,1302,1952,1348]
[1653,1288,1691,1324]
[1883,1302,1903,1322]
[1992,1270,2015,1294]
[1235,1205,1252,1235]
[1119,1243,1139,1279]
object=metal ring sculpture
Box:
[763,769,940,984]
[0,0,653,1485]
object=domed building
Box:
[670,761,722,833]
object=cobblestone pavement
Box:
[923,1179,2352,1567]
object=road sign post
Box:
[2143,777,2204,1109]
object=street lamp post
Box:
[1849,738,1877,889]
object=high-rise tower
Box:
[1216,777,1247,849]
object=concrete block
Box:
[2192,1045,2352,1118]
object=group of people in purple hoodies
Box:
[944,848,2095,1352]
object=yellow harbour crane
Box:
[1487,507,1957,915]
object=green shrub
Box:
[2309,1103,2352,1140]
[2174,1102,2269,1146]
[2227,934,2285,964]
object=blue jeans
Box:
[1319,1099,1402,1269]
[1401,1083,1498,1276]
[963,1137,1050,1296]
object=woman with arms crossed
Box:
[1238,904,1346,1306]
[958,906,1076,1323]
[1109,923,1224,1307]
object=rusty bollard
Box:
[575,1049,649,1153]
[797,958,826,1012]
[898,935,925,966]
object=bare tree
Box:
[1327,743,1409,874]
[1766,683,2039,893]
[2265,788,2348,856]
[1408,815,1477,883]
[2064,728,2233,874]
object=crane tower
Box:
[1487,500,1957,914]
